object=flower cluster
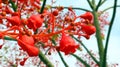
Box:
[0,0,98,66]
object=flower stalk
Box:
[38,51,54,67]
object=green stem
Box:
[4,36,16,41]
[52,6,91,12]
[101,5,120,14]
[101,0,106,5]
[96,0,102,11]
[58,51,69,67]
[40,0,47,14]
[103,0,117,67]
[87,0,94,9]
[92,7,104,67]
[72,36,99,65]
[38,51,54,67]
[71,54,90,67]
[35,0,47,34]
[51,39,69,67]
[9,0,17,12]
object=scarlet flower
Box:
[6,16,21,26]
[17,35,39,56]
[81,24,96,35]
[18,35,34,46]
[80,12,93,22]
[59,33,79,55]
[25,45,39,56]
[27,14,43,31]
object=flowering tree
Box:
[0,0,119,67]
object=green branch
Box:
[9,0,17,12]
[96,0,107,11]
[92,6,104,67]
[71,54,90,67]
[51,39,69,67]
[52,6,91,12]
[87,0,94,10]
[4,36,16,41]
[101,5,120,14]
[101,0,107,5]
[40,0,47,14]
[96,0,102,11]
[38,51,54,67]
[72,36,100,65]
[103,0,117,67]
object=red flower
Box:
[17,35,39,56]
[27,14,43,31]
[18,35,34,47]
[6,16,21,26]
[59,33,79,55]
[25,45,39,56]
[81,24,96,35]
[80,12,93,22]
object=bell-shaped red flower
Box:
[25,45,39,56]
[81,24,96,35]
[80,12,93,22]
[27,14,43,31]
[6,16,21,26]
[18,35,34,50]
[17,35,39,56]
[59,33,79,55]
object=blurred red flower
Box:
[27,14,43,31]
[60,32,79,55]
[17,35,39,56]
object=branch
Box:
[72,36,100,65]
[51,39,69,67]
[4,36,16,41]
[40,0,47,14]
[96,0,102,11]
[71,54,90,67]
[9,0,17,12]
[92,5,104,67]
[52,6,91,12]
[87,0,94,9]
[103,0,117,67]
[101,5,120,14]
[38,51,54,67]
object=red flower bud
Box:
[80,12,93,22]
[81,24,96,35]
[60,33,79,55]
[6,16,21,26]
[52,10,59,16]
[27,14,43,31]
